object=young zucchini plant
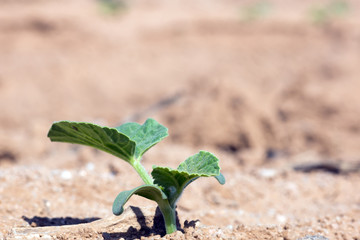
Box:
[47,118,225,234]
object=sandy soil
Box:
[1,0,360,239]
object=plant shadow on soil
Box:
[22,216,100,227]
[102,206,185,240]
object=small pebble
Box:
[60,170,72,180]
[195,221,202,227]
[258,168,277,179]
[226,225,233,230]
[86,162,95,171]
[276,214,287,223]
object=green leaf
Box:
[48,121,135,162]
[177,151,221,175]
[47,118,168,165]
[116,118,168,159]
[112,184,167,215]
[152,151,223,207]
[215,172,226,185]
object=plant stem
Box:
[131,158,177,234]
[132,159,153,184]
[158,204,177,234]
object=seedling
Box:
[240,0,272,22]
[97,0,127,16]
[309,0,349,24]
[47,118,225,234]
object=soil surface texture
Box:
[1,0,360,239]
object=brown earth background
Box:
[1,0,360,239]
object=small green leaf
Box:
[215,172,226,185]
[177,150,221,175]
[152,151,223,207]
[116,118,168,159]
[112,184,167,215]
[48,121,135,162]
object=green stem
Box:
[158,204,177,234]
[132,159,153,184]
[131,158,177,234]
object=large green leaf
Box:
[48,121,135,162]
[115,118,168,159]
[152,151,224,207]
[48,118,168,164]
[112,184,167,215]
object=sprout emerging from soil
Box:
[47,118,225,234]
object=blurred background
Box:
[0,0,360,168]
[1,1,360,238]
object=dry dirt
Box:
[1,0,360,239]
